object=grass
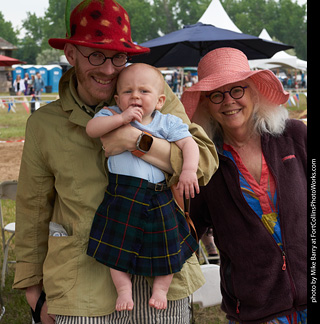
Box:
[0,93,58,140]
[0,93,307,323]
[1,200,32,324]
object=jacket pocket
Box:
[43,235,80,300]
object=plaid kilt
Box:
[87,173,198,276]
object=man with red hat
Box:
[13,1,218,323]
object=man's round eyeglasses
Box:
[206,86,248,104]
[75,46,129,67]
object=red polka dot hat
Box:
[49,0,150,55]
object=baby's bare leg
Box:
[110,268,134,311]
[149,274,174,309]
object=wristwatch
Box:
[131,131,153,157]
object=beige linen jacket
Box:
[13,68,218,316]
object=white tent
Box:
[198,0,242,33]
[249,29,307,71]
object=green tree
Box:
[15,37,41,64]
[42,0,80,49]
[221,0,307,60]
[118,0,158,43]
[0,12,19,46]
[15,13,46,64]
[174,0,211,26]
[36,48,62,65]
[10,0,307,63]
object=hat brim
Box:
[182,69,289,119]
[48,38,150,56]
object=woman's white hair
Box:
[192,79,289,147]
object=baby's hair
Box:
[118,63,165,93]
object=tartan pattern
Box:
[87,173,198,276]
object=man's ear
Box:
[64,43,76,66]
[155,94,166,110]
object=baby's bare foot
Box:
[149,290,168,309]
[116,292,134,311]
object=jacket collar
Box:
[58,67,116,127]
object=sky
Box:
[1,0,307,36]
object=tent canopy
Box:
[198,0,242,33]
[249,29,307,71]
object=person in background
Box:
[23,73,30,95]
[13,0,218,323]
[13,74,25,95]
[29,75,35,95]
[34,72,45,100]
[86,63,199,312]
[201,228,220,264]
[181,47,307,324]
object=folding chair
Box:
[0,180,17,288]
[190,264,222,323]
[198,240,220,265]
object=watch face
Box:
[139,134,153,152]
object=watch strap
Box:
[31,290,46,323]
[132,149,145,157]
[131,131,153,157]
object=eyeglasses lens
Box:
[209,86,245,104]
[88,52,127,67]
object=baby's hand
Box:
[176,170,200,199]
[121,106,143,124]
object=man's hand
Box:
[100,123,140,157]
[26,284,55,323]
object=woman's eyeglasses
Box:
[75,46,129,67]
[206,86,248,104]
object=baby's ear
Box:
[155,94,166,110]
[114,94,120,106]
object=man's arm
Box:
[101,83,218,182]
[100,124,174,174]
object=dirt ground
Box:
[0,141,24,182]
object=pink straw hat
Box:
[181,47,289,120]
[49,0,149,55]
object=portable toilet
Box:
[36,65,48,92]
[24,65,39,78]
[11,65,24,81]
[47,65,62,93]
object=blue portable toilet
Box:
[36,65,49,92]
[47,65,62,93]
[24,65,39,78]
[11,65,24,81]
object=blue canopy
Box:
[131,23,293,67]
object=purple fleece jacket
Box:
[191,119,307,323]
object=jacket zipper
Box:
[223,154,295,315]
[282,250,287,270]
[236,299,240,314]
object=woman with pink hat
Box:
[181,47,307,323]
